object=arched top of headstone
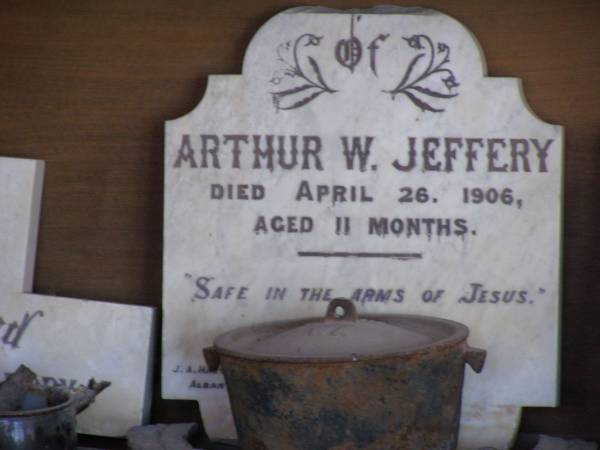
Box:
[176,6,555,131]
[243,5,485,80]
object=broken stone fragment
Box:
[127,423,200,450]
[0,364,37,411]
[0,364,110,414]
[533,435,598,450]
[72,379,111,414]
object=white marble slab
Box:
[0,157,44,292]
[0,292,156,436]
[0,156,157,437]
[162,7,562,449]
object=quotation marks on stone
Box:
[270,23,459,112]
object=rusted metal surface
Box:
[0,390,77,450]
[220,344,468,450]
[0,367,110,450]
[463,347,487,374]
[212,300,471,364]
[208,300,486,450]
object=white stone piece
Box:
[0,292,156,436]
[534,435,598,450]
[459,405,522,450]
[162,6,563,449]
[0,156,157,437]
[127,423,199,450]
[0,157,44,293]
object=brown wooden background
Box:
[1,0,599,446]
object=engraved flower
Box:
[403,35,424,50]
[384,35,459,113]
[443,75,460,90]
[305,34,323,47]
[270,33,336,111]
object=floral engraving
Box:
[270,34,337,111]
[384,35,459,112]
[269,30,459,113]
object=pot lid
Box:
[213,299,469,362]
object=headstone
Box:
[162,7,562,450]
[0,156,156,437]
[0,292,156,436]
[0,157,44,293]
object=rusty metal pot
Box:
[205,299,486,450]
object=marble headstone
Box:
[0,157,44,293]
[0,156,156,437]
[162,7,562,449]
[0,292,156,436]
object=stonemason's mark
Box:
[0,310,44,349]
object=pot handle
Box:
[204,347,221,372]
[463,346,487,373]
[325,298,358,322]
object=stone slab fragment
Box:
[162,6,562,448]
[0,292,155,436]
[127,423,199,450]
[459,405,522,450]
[534,435,598,450]
[0,156,43,293]
[0,156,157,437]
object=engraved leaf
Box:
[403,35,424,50]
[305,35,323,47]
[271,84,317,97]
[409,85,457,99]
[307,56,333,91]
[443,75,460,89]
[275,89,326,110]
[401,90,444,112]
[413,70,459,96]
[391,53,425,92]
[270,33,338,111]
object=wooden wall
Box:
[1,0,598,444]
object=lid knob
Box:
[325,298,358,322]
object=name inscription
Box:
[171,133,553,240]
[173,134,552,174]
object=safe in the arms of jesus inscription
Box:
[163,6,562,450]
